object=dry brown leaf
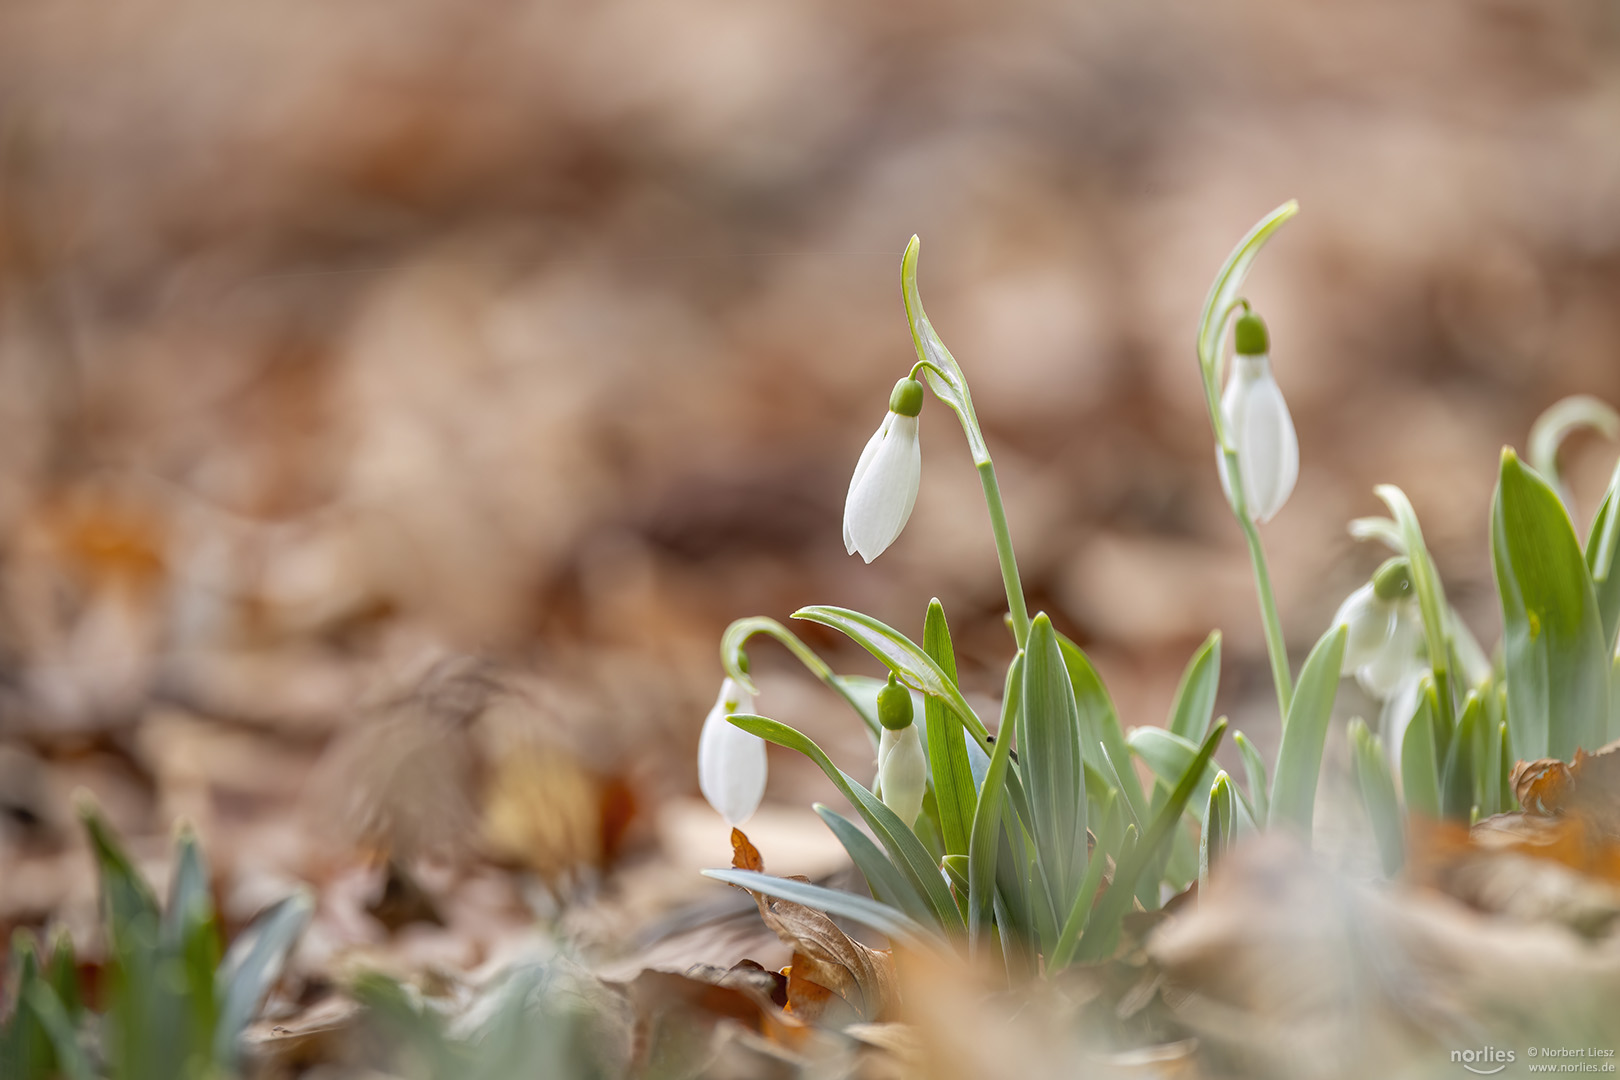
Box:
[724,827,898,1024]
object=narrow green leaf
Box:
[41,933,79,1020]
[813,805,935,928]
[1441,693,1483,821]
[165,824,211,946]
[78,800,159,940]
[1585,468,1620,658]
[1168,632,1222,742]
[1269,625,1348,836]
[1198,772,1235,892]
[1128,729,1218,823]
[703,869,939,948]
[215,890,314,1066]
[1349,719,1405,876]
[793,606,990,745]
[1018,614,1088,914]
[1070,720,1226,966]
[1376,485,1454,727]
[1051,792,1117,964]
[728,714,964,933]
[1492,448,1610,759]
[20,983,92,1080]
[1233,731,1270,824]
[1401,680,1441,818]
[1056,633,1149,824]
[923,600,976,858]
[967,659,1019,952]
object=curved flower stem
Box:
[978,460,1032,650]
[1195,205,1300,723]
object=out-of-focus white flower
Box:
[877,723,927,827]
[698,677,765,826]
[1217,314,1297,524]
[1332,561,1426,700]
[1380,673,1427,777]
[844,379,924,563]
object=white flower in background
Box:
[1332,559,1426,699]
[873,673,926,827]
[698,677,765,826]
[1380,673,1427,777]
[1217,314,1298,523]
[844,378,924,563]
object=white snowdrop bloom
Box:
[1217,314,1298,524]
[877,724,927,827]
[698,677,765,826]
[1331,561,1426,700]
[1380,673,1427,778]
[844,379,924,563]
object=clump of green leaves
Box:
[1,803,312,1080]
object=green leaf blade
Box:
[1269,625,1348,837]
[923,600,977,858]
[1018,615,1088,913]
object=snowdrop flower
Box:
[1332,559,1426,699]
[698,677,765,825]
[874,673,926,827]
[1217,314,1298,523]
[844,378,924,563]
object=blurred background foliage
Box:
[3,0,1620,1070]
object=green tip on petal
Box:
[876,672,915,730]
[1234,312,1269,356]
[890,377,925,417]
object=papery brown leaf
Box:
[732,827,765,872]
[723,829,899,1024]
[1512,757,1574,816]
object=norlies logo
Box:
[1454,1047,1516,1075]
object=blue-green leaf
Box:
[923,600,976,858]
[727,714,964,933]
[1349,718,1404,876]
[1233,731,1270,824]
[1199,772,1236,893]
[720,615,880,738]
[1492,449,1610,760]
[1056,633,1148,825]
[1269,625,1347,835]
[967,654,1021,953]
[215,890,313,1066]
[1585,465,1620,659]
[793,606,990,745]
[1400,679,1441,819]
[164,824,211,946]
[1128,729,1218,823]
[703,869,940,948]
[813,805,936,928]
[1167,632,1221,742]
[1018,614,1088,914]
[1441,693,1483,821]
[1068,720,1226,966]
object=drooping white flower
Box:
[1331,565,1426,700]
[1217,314,1298,524]
[844,379,924,563]
[698,677,765,826]
[877,724,927,827]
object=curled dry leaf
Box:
[725,828,899,1025]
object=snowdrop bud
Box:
[876,672,915,731]
[1218,313,1298,524]
[843,388,924,564]
[1334,583,1394,673]
[698,677,766,826]
[877,722,927,828]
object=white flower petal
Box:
[1333,584,1396,673]
[1355,605,1426,699]
[845,413,921,563]
[844,417,889,555]
[876,723,927,827]
[698,678,765,825]
[1219,355,1298,523]
[1380,673,1426,779]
